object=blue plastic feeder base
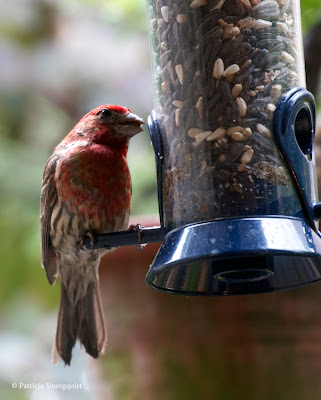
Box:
[145,217,321,296]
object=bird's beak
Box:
[118,112,145,137]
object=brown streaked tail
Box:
[52,281,107,365]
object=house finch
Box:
[40,105,144,365]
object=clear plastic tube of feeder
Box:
[147,0,306,231]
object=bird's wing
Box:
[40,154,59,285]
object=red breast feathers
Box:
[53,105,144,226]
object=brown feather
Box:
[54,279,107,365]
[54,283,77,365]
[40,154,59,285]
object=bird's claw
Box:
[80,231,97,249]
[128,224,144,252]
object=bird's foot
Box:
[81,231,97,249]
[128,224,144,252]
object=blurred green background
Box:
[1,0,321,399]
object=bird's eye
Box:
[100,108,112,118]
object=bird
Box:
[40,104,144,365]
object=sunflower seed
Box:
[232,131,246,141]
[177,14,187,24]
[240,59,252,72]
[167,61,175,84]
[175,64,184,85]
[190,0,207,9]
[236,97,247,116]
[232,27,241,37]
[240,149,254,164]
[160,42,167,50]
[226,126,244,136]
[270,84,282,100]
[188,128,203,138]
[161,6,169,23]
[242,127,252,137]
[221,80,233,103]
[232,84,243,98]
[251,0,280,21]
[207,127,226,141]
[253,19,273,30]
[266,103,276,119]
[160,50,172,64]
[231,101,242,124]
[213,58,224,79]
[286,15,293,26]
[223,105,232,125]
[215,137,228,148]
[175,108,181,126]
[276,21,288,35]
[280,51,295,64]
[248,90,258,96]
[195,130,212,142]
[195,96,204,119]
[161,82,168,92]
[194,71,207,98]
[223,64,240,77]
[289,70,298,80]
[257,123,272,138]
[172,100,184,109]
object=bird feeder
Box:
[143,0,321,295]
[87,0,321,296]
